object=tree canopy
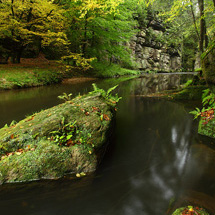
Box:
[0,0,214,73]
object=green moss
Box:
[91,62,140,78]
[0,67,62,90]
[0,90,116,184]
[199,118,215,138]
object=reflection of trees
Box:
[108,96,194,215]
[132,74,194,96]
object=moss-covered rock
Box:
[0,92,116,184]
[199,118,215,138]
[172,206,209,215]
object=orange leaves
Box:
[0,146,36,161]
[100,113,110,121]
[80,108,90,116]
[181,207,204,215]
[92,106,101,112]
[103,114,110,121]
[66,139,76,147]
[201,108,214,125]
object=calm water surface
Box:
[0,74,215,215]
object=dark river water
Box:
[0,74,215,215]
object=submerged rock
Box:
[0,91,117,184]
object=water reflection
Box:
[133,73,194,95]
[0,74,215,215]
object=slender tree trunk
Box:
[82,13,88,58]
[198,0,204,53]
[190,1,200,41]
[213,0,215,7]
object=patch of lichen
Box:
[0,91,116,184]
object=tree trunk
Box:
[82,14,88,58]
[11,46,24,63]
[198,0,204,53]
[190,1,200,41]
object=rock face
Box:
[130,15,181,72]
[0,92,116,184]
[202,49,215,84]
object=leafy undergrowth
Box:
[190,88,215,138]
[0,84,119,183]
[172,206,209,215]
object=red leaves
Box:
[92,106,101,112]
[80,108,90,116]
[181,207,203,215]
[103,114,110,121]
[201,108,214,125]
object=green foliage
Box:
[190,88,215,124]
[50,119,77,146]
[0,67,62,89]
[91,62,140,78]
[0,0,69,63]
[172,206,209,215]
[49,117,93,148]
[184,79,193,87]
[90,83,121,103]
[58,93,73,101]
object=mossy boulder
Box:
[172,206,209,215]
[198,118,215,138]
[0,92,116,184]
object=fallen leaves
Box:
[0,146,36,161]
[100,114,110,121]
[92,106,101,112]
[181,206,204,215]
[201,108,214,125]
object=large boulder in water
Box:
[0,90,117,184]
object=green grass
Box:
[0,67,62,90]
[90,62,140,78]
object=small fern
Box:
[58,92,73,101]
[90,83,121,103]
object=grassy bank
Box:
[0,60,141,90]
[90,63,140,78]
[0,66,62,90]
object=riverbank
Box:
[0,59,142,90]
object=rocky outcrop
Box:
[0,91,116,184]
[202,49,215,84]
[130,15,181,72]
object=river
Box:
[0,74,215,215]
